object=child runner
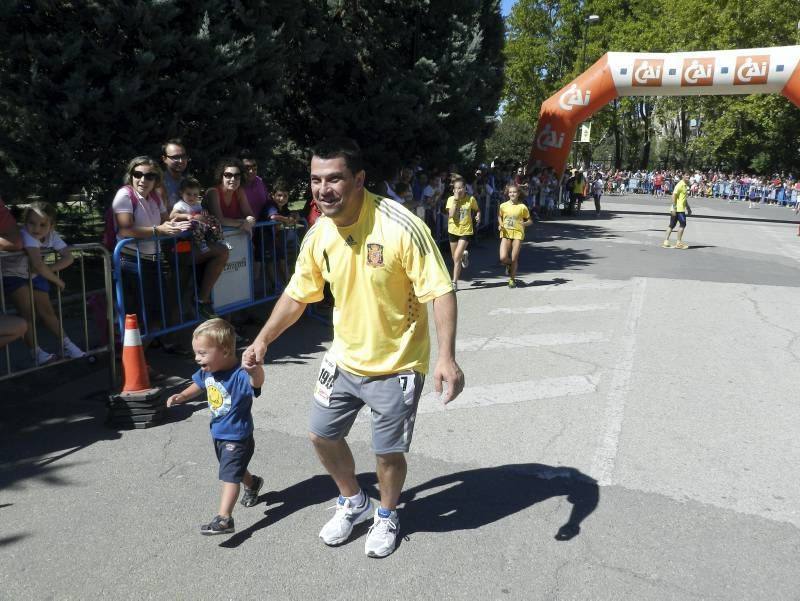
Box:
[166,318,265,535]
[2,201,86,363]
[498,184,533,288]
[445,176,480,290]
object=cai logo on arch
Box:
[632,59,664,87]
[681,57,716,86]
[733,55,770,85]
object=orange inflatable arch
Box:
[528,46,800,176]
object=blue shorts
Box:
[2,275,49,294]
[213,436,254,483]
[669,212,687,228]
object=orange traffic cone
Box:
[121,314,151,392]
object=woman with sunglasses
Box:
[113,156,191,251]
[205,158,256,236]
[112,156,192,351]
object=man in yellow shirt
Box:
[242,139,464,558]
[663,172,692,249]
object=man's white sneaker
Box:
[319,494,374,546]
[460,250,469,268]
[364,508,400,558]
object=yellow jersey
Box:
[285,190,453,376]
[498,201,530,240]
[446,195,479,236]
[673,180,688,212]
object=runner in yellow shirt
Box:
[242,139,464,558]
[498,184,533,287]
[445,177,481,290]
[663,172,692,249]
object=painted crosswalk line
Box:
[456,332,605,352]
[353,375,597,423]
[489,303,615,316]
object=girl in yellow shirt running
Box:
[446,177,480,290]
[498,184,533,287]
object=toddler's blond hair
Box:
[193,318,236,355]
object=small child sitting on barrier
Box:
[170,177,225,254]
[166,318,265,535]
[1,201,86,364]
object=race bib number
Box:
[397,371,416,406]
[314,353,338,406]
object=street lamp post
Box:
[581,14,601,72]
[573,14,601,170]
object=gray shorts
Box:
[309,363,425,455]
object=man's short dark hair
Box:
[240,149,258,163]
[311,138,364,175]
[162,138,186,156]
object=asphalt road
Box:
[2,193,800,600]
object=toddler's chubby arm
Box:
[169,208,193,222]
[242,360,265,390]
[166,383,202,407]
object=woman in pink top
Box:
[205,158,255,235]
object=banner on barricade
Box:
[213,229,253,311]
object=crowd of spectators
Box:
[597,169,800,207]
[4,140,799,371]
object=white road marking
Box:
[590,276,647,486]
[489,303,615,316]
[418,375,597,414]
[353,375,598,423]
[457,332,604,352]
[759,225,800,261]
[531,281,629,292]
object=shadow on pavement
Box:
[400,463,598,542]
[219,464,598,549]
[0,393,121,492]
[533,222,620,243]
[218,473,377,548]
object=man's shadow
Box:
[400,463,598,542]
[219,463,597,547]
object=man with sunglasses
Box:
[160,139,190,211]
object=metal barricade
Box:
[111,221,296,340]
[0,243,116,387]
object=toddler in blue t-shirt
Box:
[166,318,265,535]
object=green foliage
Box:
[0,1,295,202]
[280,0,504,180]
[485,114,536,164]
[503,0,800,173]
[0,0,504,207]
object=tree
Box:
[485,114,536,165]
[279,0,505,180]
[502,0,800,173]
[0,1,296,203]
[0,0,505,210]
